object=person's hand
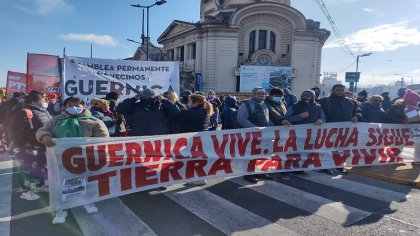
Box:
[281,119,291,126]
[351,116,358,123]
[314,119,323,125]
[300,112,309,119]
[41,136,56,147]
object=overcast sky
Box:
[1,0,419,87]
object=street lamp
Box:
[127,38,164,60]
[394,74,414,85]
[355,53,372,93]
[131,0,167,61]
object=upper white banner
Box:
[63,56,180,100]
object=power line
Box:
[314,0,355,59]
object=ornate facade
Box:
[157,0,330,94]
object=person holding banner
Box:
[36,96,109,224]
[283,90,325,126]
[264,87,289,126]
[319,84,362,175]
[236,87,274,183]
[116,88,180,137]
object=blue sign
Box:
[345,72,360,83]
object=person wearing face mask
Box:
[36,96,109,224]
[283,90,325,125]
[103,92,127,136]
[236,87,273,183]
[8,91,52,201]
[386,89,420,124]
[311,87,321,101]
[361,95,387,123]
[264,87,289,126]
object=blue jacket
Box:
[220,97,237,130]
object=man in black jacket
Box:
[117,88,180,136]
[318,84,362,175]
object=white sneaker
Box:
[20,191,40,201]
[52,210,68,224]
[83,203,98,214]
[34,185,49,193]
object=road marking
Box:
[229,177,371,226]
[0,160,14,236]
[72,198,157,236]
[164,185,300,236]
[296,171,410,203]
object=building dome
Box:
[201,0,291,21]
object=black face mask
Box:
[142,98,157,105]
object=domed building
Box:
[157,0,330,94]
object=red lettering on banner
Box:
[302,153,321,168]
[366,128,377,146]
[284,154,301,169]
[173,138,188,159]
[261,155,283,171]
[143,141,163,162]
[366,128,410,146]
[325,128,338,148]
[237,132,251,156]
[87,145,107,171]
[120,168,132,191]
[164,139,173,160]
[345,128,358,147]
[383,129,392,146]
[352,149,361,165]
[212,134,229,159]
[160,162,183,182]
[191,137,208,158]
[108,143,124,167]
[314,129,328,149]
[229,133,237,158]
[62,147,85,174]
[402,129,414,145]
[360,149,377,164]
[332,150,350,166]
[208,159,233,175]
[88,171,117,196]
[135,164,159,187]
[378,148,388,163]
[125,142,142,165]
[185,160,207,178]
[284,130,297,152]
[251,132,262,155]
[335,128,349,147]
[386,148,404,163]
[273,130,283,153]
[247,158,267,172]
[304,129,313,150]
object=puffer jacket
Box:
[36,109,109,142]
[220,97,237,130]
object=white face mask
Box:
[41,102,48,110]
[65,106,84,116]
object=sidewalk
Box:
[348,163,420,187]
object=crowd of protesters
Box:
[0,84,418,224]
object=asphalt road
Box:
[1,152,420,236]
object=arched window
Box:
[249,30,256,53]
[269,32,276,52]
[258,30,267,50]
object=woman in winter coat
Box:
[163,90,186,134]
[36,96,109,225]
[220,96,238,130]
[10,91,51,201]
[176,94,213,133]
[386,89,420,124]
[361,95,387,123]
[90,98,118,136]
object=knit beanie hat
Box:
[91,98,110,110]
[403,89,420,107]
[358,90,368,97]
[301,90,316,100]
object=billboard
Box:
[27,53,62,97]
[6,71,27,99]
[240,66,292,92]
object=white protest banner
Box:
[47,122,418,211]
[63,56,179,101]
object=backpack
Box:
[53,116,96,138]
[234,101,253,129]
[8,108,34,147]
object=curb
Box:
[347,168,420,188]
